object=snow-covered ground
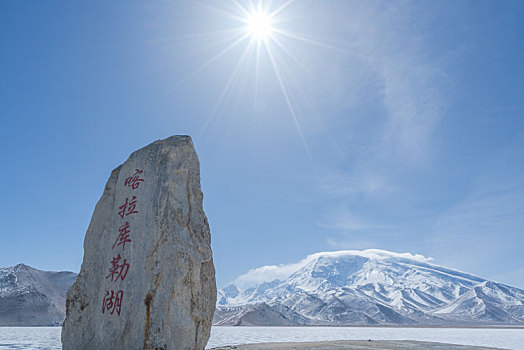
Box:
[207,326,524,349]
[0,326,523,350]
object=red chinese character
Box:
[106,254,130,282]
[118,196,138,218]
[102,290,124,316]
[124,169,144,190]
[112,222,131,250]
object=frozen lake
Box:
[208,326,524,349]
[0,326,523,350]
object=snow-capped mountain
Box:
[0,264,77,326]
[214,250,524,326]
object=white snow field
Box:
[0,326,523,350]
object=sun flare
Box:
[246,11,273,39]
[189,0,324,159]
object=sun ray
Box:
[272,28,356,56]
[254,0,262,12]
[268,0,295,19]
[264,39,313,162]
[269,35,312,75]
[254,39,262,109]
[198,38,256,140]
[231,0,252,17]
[211,39,255,116]
[149,28,244,46]
[177,32,250,86]
[188,0,351,163]
[194,1,246,23]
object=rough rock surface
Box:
[62,136,216,350]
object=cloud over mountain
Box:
[234,249,433,289]
[218,249,524,326]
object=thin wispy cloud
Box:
[316,206,392,232]
[428,183,524,287]
[317,170,389,199]
[290,3,448,210]
[303,2,451,256]
[431,187,524,245]
[379,58,446,163]
[326,238,379,251]
[309,2,449,168]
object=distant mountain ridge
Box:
[3,252,524,327]
[215,249,524,326]
[0,264,77,326]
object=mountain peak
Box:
[0,264,78,326]
[234,249,436,290]
[14,263,30,270]
[217,249,524,326]
[222,284,240,298]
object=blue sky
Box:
[1,1,523,289]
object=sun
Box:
[245,11,273,39]
[186,0,322,159]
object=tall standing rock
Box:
[62,136,216,350]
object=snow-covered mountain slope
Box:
[0,264,77,326]
[214,250,524,326]
[213,303,311,326]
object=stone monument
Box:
[62,136,216,350]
